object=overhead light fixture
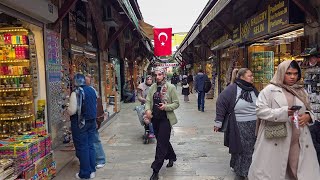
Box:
[119,11,125,15]
[81,0,88,2]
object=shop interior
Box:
[0,12,54,179]
[248,28,305,90]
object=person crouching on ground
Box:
[181,75,190,102]
[123,80,135,103]
[144,67,180,180]
[67,73,97,179]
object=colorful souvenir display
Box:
[0,27,35,139]
[0,134,52,177]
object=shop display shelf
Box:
[0,87,32,92]
[0,114,33,121]
[0,27,28,32]
[0,100,33,106]
[0,59,29,63]
[0,44,28,47]
[0,75,31,79]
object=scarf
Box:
[270,60,311,110]
[235,78,259,103]
[75,86,86,129]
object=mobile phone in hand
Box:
[290,105,302,111]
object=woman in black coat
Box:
[181,75,190,102]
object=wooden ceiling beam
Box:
[88,0,106,50]
[125,39,139,59]
[213,18,233,36]
[53,0,78,29]
[105,21,130,50]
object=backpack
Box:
[204,79,212,93]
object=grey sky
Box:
[138,0,209,33]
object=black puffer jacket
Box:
[310,121,320,164]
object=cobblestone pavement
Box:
[54,87,236,180]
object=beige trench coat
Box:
[248,84,320,180]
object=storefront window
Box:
[248,28,305,90]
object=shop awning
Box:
[139,20,154,40]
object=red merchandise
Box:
[153,28,172,56]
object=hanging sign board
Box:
[232,0,302,44]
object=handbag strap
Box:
[229,90,245,114]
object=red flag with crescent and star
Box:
[153,28,172,56]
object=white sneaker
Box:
[96,163,105,169]
[90,172,96,179]
[75,172,95,179]
[75,173,81,179]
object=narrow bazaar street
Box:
[55,86,236,180]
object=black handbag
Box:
[218,93,243,132]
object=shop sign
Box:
[233,0,289,43]
[201,0,231,30]
[154,63,179,67]
[212,34,230,48]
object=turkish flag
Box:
[153,28,172,56]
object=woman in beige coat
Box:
[248,60,320,180]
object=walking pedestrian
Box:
[137,75,155,138]
[187,73,194,93]
[214,68,259,179]
[181,75,190,102]
[144,67,180,180]
[85,74,106,169]
[171,73,179,89]
[68,73,97,179]
[194,69,209,112]
[248,60,320,180]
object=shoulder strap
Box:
[231,90,245,112]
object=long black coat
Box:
[215,83,243,154]
[181,79,190,96]
[310,121,320,164]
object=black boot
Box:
[166,160,174,168]
[150,171,159,180]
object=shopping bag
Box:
[134,104,145,126]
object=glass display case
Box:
[251,51,274,90]
[0,27,34,138]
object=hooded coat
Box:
[248,60,320,180]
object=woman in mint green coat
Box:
[144,67,180,180]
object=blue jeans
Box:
[71,119,96,179]
[93,130,106,165]
[197,91,205,111]
[149,123,154,134]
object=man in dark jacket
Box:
[171,73,179,89]
[194,69,209,112]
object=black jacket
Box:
[310,121,320,164]
[215,83,243,154]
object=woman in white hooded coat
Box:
[248,60,320,180]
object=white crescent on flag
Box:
[158,32,168,46]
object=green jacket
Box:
[145,82,180,126]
